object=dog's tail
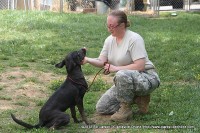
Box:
[11,113,40,129]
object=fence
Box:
[159,0,200,11]
[0,0,200,16]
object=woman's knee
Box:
[96,100,106,114]
[95,87,120,114]
[96,101,120,114]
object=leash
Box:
[67,62,111,92]
[87,62,110,91]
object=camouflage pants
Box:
[96,69,160,114]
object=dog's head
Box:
[55,48,86,73]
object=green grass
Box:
[0,10,200,132]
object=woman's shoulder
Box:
[125,30,144,42]
[105,35,114,43]
[126,30,142,38]
[106,34,114,39]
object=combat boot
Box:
[110,102,133,122]
[133,95,150,114]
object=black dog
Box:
[11,48,90,129]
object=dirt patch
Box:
[89,113,132,133]
[0,67,62,112]
[86,73,114,85]
[91,113,112,124]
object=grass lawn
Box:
[0,10,200,133]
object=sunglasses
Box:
[106,23,121,30]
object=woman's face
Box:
[106,15,124,37]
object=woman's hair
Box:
[108,10,131,28]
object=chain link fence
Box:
[66,0,96,11]
[159,0,200,11]
[0,0,200,16]
[0,0,8,9]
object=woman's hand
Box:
[81,56,107,68]
[104,63,119,74]
[81,57,88,65]
[103,58,145,73]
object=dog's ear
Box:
[55,60,65,68]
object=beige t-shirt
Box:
[100,29,154,68]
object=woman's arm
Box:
[104,58,145,73]
[82,55,108,68]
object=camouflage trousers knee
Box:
[96,69,160,114]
